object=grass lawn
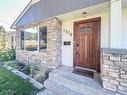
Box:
[0,67,38,95]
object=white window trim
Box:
[20,26,47,52]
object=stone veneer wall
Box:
[15,18,62,69]
[101,48,127,95]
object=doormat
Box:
[72,68,94,78]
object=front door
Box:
[74,17,100,72]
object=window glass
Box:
[24,28,38,51]
[80,27,92,32]
[21,31,24,50]
[39,26,47,51]
[20,26,47,51]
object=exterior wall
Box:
[101,48,127,95]
[16,18,62,69]
[62,8,127,67]
[62,12,110,67]
[122,8,127,48]
[110,0,122,48]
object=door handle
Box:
[76,52,79,57]
[76,43,79,51]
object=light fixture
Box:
[83,12,87,17]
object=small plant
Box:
[27,55,40,78]
[30,64,39,78]
[0,49,16,61]
[30,64,35,78]
[21,65,31,75]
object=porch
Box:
[37,65,116,95]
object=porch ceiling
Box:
[13,0,109,28]
[56,2,110,21]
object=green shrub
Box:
[0,49,16,61]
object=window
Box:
[80,27,92,32]
[20,26,47,51]
[39,26,47,51]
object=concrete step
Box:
[44,79,84,95]
[48,69,115,95]
[50,69,102,89]
[36,89,55,95]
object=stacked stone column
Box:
[101,48,127,95]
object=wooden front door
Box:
[74,17,101,72]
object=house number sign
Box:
[63,29,72,36]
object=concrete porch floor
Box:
[55,66,102,84]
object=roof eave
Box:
[10,0,32,29]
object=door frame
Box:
[73,17,101,72]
